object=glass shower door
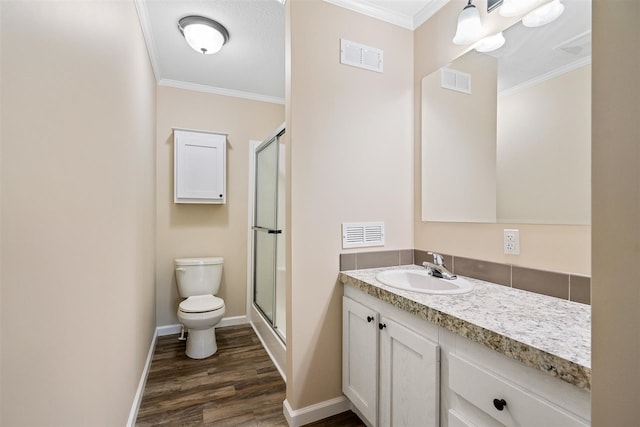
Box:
[253,135,280,326]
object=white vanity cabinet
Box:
[342,284,591,427]
[343,288,440,427]
[443,330,591,427]
[173,129,227,204]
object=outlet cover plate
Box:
[504,229,520,255]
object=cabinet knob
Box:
[493,398,507,411]
[367,316,374,323]
[219,194,223,198]
[379,323,387,330]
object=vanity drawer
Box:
[449,354,588,427]
[448,409,478,427]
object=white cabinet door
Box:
[174,129,226,204]
[379,316,440,427]
[343,297,378,426]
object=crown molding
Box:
[499,56,591,97]
[324,0,447,30]
[158,79,286,105]
[323,0,414,29]
[134,0,160,83]
[414,0,450,29]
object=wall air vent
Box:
[441,68,471,94]
[340,39,383,73]
[342,222,385,249]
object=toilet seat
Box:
[179,295,224,313]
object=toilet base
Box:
[185,327,218,359]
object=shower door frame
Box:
[247,124,286,360]
[253,131,283,341]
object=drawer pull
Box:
[379,323,387,330]
[367,316,374,323]
[493,398,507,411]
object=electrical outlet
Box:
[504,229,520,255]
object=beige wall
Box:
[422,51,497,222]
[497,65,591,224]
[592,0,640,423]
[286,0,414,409]
[414,0,590,275]
[0,1,3,421]
[155,86,284,326]
[0,1,156,425]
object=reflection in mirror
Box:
[421,0,591,224]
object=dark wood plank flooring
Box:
[136,324,365,426]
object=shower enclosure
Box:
[251,125,286,345]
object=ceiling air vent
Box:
[441,68,471,94]
[553,30,592,58]
[340,39,383,73]
[342,222,385,249]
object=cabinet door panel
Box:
[343,297,378,425]
[379,317,440,427]
[174,130,226,203]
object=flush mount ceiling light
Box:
[474,32,506,52]
[178,16,229,55]
[453,0,483,45]
[499,0,538,17]
[522,0,565,27]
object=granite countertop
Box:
[339,265,591,391]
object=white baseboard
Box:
[156,324,182,337]
[156,315,248,337]
[126,328,158,427]
[218,315,248,328]
[283,396,351,427]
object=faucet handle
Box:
[427,251,445,266]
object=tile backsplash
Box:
[339,249,591,305]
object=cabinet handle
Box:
[493,398,507,411]
[379,323,387,330]
[367,316,374,323]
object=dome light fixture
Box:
[178,15,229,55]
[522,0,565,27]
[453,0,483,46]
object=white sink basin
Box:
[375,269,474,295]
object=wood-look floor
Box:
[136,324,365,426]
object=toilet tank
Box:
[175,257,224,297]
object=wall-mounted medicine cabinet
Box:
[173,128,227,204]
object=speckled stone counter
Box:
[339,265,591,391]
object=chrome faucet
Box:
[422,251,457,280]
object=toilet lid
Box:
[179,295,224,313]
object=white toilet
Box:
[175,257,226,359]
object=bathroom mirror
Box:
[421,1,591,224]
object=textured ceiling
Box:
[137,0,590,102]
[139,0,286,103]
[137,0,444,103]
[486,0,592,92]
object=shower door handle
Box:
[252,226,282,234]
